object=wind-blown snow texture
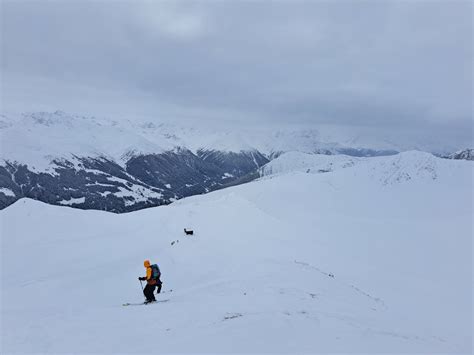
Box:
[1,151,472,353]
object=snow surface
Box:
[0,111,172,170]
[113,185,163,206]
[260,150,449,186]
[260,151,358,176]
[0,188,15,197]
[58,196,86,206]
[1,152,472,353]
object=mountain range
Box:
[0,111,471,212]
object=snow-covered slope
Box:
[260,151,358,176]
[1,152,472,353]
[0,111,173,170]
[260,150,448,186]
[0,111,274,212]
[0,110,399,213]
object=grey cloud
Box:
[1,0,472,147]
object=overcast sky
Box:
[1,0,472,146]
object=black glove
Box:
[138,277,146,281]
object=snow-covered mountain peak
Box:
[363,151,440,184]
[2,109,466,175]
[261,150,471,187]
[21,110,75,127]
[0,111,176,169]
[447,148,474,161]
[0,110,396,171]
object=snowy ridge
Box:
[363,151,440,185]
[260,151,358,176]
[1,110,470,214]
[0,111,172,170]
[260,150,470,187]
[445,148,474,161]
[1,111,471,172]
[0,110,400,171]
[1,152,472,353]
[0,110,397,213]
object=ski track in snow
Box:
[294,260,387,310]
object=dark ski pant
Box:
[144,284,156,302]
[143,279,162,301]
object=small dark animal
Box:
[184,228,194,235]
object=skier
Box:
[138,260,162,303]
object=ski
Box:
[122,299,170,306]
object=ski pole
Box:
[139,279,147,302]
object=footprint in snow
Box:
[223,313,243,321]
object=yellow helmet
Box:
[144,260,150,268]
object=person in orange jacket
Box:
[138,260,162,303]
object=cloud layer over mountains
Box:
[1,1,472,148]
